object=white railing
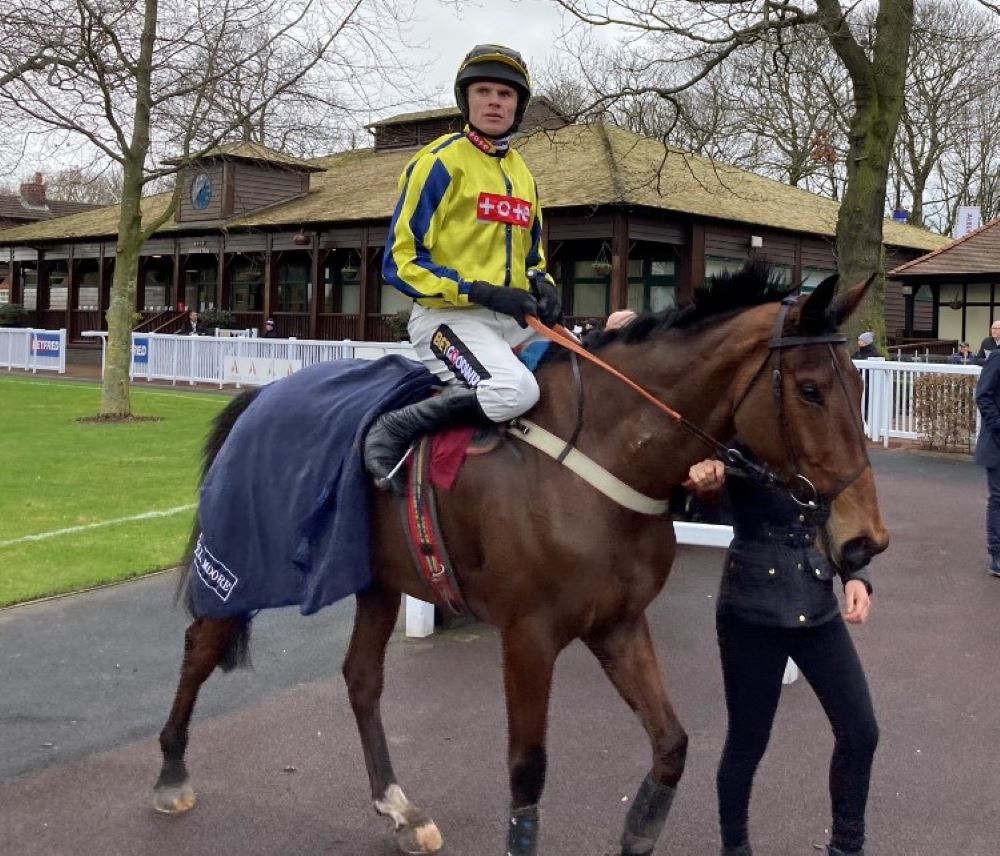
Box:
[82,331,417,388]
[855,359,981,447]
[0,327,67,374]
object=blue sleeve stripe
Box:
[527,215,543,268]
[431,133,465,155]
[410,159,460,284]
[382,181,424,298]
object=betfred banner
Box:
[30,332,62,357]
[132,337,149,364]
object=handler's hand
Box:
[685,459,726,494]
[843,579,871,625]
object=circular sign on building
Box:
[190,172,213,211]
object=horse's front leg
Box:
[344,584,442,855]
[584,613,687,856]
[501,621,560,856]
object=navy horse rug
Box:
[189,356,439,619]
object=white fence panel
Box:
[0,328,66,373]
[83,331,418,388]
[855,359,981,447]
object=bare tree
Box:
[551,0,914,339]
[889,0,998,228]
[0,0,409,418]
[43,166,123,205]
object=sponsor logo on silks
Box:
[430,324,491,389]
[477,192,532,228]
[31,334,61,355]
[192,533,238,602]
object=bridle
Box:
[728,296,872,510]
[525,298,871,512]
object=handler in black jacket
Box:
[974,351,1000,576]
[688,448,876,856]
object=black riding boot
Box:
[828,848,863,856]
[720,844,752,856]
[364,385,485,492]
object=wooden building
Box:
[890,217,1000,346]
[0,100,947,343]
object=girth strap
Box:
[510,418,669,516]
[399,436,469,616]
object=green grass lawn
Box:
[0,376,230,607]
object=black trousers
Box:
[716,613,878,853]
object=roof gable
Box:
[890,216,1000,277]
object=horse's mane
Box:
[578,262,795,356]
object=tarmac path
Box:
[1,448,997,855]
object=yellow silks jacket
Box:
[382,130,547,309]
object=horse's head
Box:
[732,274,889,570]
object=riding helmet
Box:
[454,44,532,134]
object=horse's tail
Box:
[174,387,264,671]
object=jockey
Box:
[364,44,562,489]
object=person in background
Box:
[949,341,973,364]
[180,309,202,336]
[851,331,880,360]
[687,451,877,856]
[580,318,602,338]
[365,44,562,491]
[973,351,1000,578]
[261,318,280,338]
[976,321,1000,361]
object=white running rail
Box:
[0,327,67,374]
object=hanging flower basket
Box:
[948,297,962,311]
[592,260,612,277]
[341,265,359,279]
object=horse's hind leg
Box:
[153,616,245,814]
[344,585,442,855]
[584,614,687,856]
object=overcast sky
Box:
[399,0,574,113]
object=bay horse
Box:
[152,267,888,855]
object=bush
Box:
[386,310,411,342]
[914,373,978,452]
[0,303,28,327]
[198,309,237,331]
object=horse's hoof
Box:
[152,782,197,814]
[395,818,443,854]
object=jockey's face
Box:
[467,81,517,137]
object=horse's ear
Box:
[829,274,877,326]
[795,273,839,334]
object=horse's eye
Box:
[799,383,824,404]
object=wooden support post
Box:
[309,234,321,340]
[357,227,371,341]
[610,207,629,311]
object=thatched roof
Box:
[890,216,1000,277]
[163,140,325,171]
[0,122,947,253]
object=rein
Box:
[525,309,868,510]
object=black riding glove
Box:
[467,281,538,328]
[528,271,564,327]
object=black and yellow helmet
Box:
[454,44,532,133]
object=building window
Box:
[49,263,69,311]
[573,259,609,317]
[801,266,836,294]
[229,254,264,312]
[184,260,217,310]
[628,258,677,312]
[22,264,38,310]
[380,275,412,314]
[276,258,310,313]
[704,256,745,285]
